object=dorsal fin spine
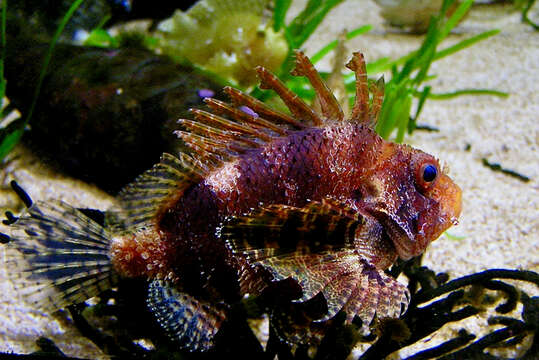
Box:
[178,119,261,148]
[255,66,323,126]
[189,109,273,142]
[203,98,289,136]
[369,77,385,123]
[223,86,306,129]
[346,52,370,124]
[291,50,344,122]
[175,131,241,158]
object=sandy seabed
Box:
[0,1,537,358]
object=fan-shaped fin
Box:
[259,252,349,300]
[4,200,117,312]
[352,265,382,330]
[256,66,323,126]
[291,50,344,122]
[115,153,208,230]
[375,272,409,320]
[334,262,409,334]
[342,270,370,325]
[223,198,410,332]
[148,280,226,352]
[224,201,362,261]
[316,269,358,322]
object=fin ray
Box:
[5,200,116,312]
[148,280,226,351]
[224,86,306,129]
[291,50,344,122]
[256,66,323,126]
[346,52,370,124]
[115,153,208,230]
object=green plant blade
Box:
[273,0,292,32]
[0,122,24,160]
[434,29,500,61]
[422,89,509,100]
[0,0,86,161]
[310,25,372,64]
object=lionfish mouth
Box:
[364,206,418,260]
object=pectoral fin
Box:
[222,199,410,342]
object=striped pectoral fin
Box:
[147,280,226,352]
[3,199,117,312]
[259,251,351,301]
[223,199,369,303]
[223,200,365,300]
[223,199,409,334]
[341,260,410,333]
[224,200,362,260]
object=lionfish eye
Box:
[422,164,437,182]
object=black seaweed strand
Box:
[10,180,33,208]
[481,158,531,183]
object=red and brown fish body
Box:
[2,51,462,351]
[111,124,384,298]
[114,121,460,282]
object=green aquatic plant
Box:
[519,0,538,30]
[0,0,14,161]
[156,0,289,87]
[273,0,349,73]
[0,0,86,161]
[271,0,507,143]
[82,15,119,48]
[373,0,506,142]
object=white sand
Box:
[0,1,537,358]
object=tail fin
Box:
[2,197,117,312]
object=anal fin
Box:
[147,280,226,352]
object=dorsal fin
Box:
[256,65,323,126]
[291,50,344,123]
[223,87,306,129]
[114,152,208,230]
[346,52,370,124]
[345,52,385,127]
[174,84,308,163]
[115,51,386,231]
[203,98,290,136]
[174,51,387,164]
